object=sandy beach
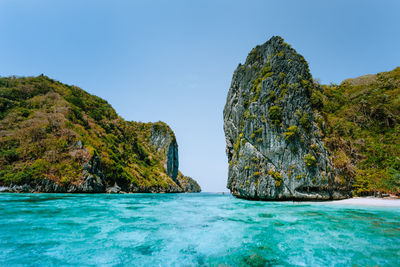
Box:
[327,197,400,207]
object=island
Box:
[0,76,200,193]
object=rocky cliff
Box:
[176,172,202,193]
[223,36,351,200]
[0,75,201,193]
[149,122,179,181]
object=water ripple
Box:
[0,193,399,266]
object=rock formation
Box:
[150,123,179,181]
[0,75,200,193]
[176,172,202,193]
[223,36,351,200]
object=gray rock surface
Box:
[150,123,179,182]
[0,186,9,192]
[106,183,122,194]
[78,152,106,193]
[223,36,351,200]
[148,122,201,193]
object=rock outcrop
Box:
[176,172,201,193]
[79,152,106,192]
[150,123,179,181]
[223,36,351,200]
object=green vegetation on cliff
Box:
[224,36,398,200]
[0,75,200,192]
[314,67,400,195]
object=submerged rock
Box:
[223,36,351,200]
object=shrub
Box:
[1,149,19,163]
[304,153,316,167]
[8,166,34,184]
[299,113,311,129]
[268,91,277,102]
[268,106,282,126]
[283,125,299,141]
[254,127,263,135]
[268,169,283,186]
[310,91,324,109]
[310,144,319,151]
[0,97,14,113]
[233,138,241,153]
[278,72,286,80]
[260,65,272,78]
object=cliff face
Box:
[0,76,200,193]
[223,36,351,200]
[149,123,179,181]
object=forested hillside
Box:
[0,75,200,193]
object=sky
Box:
[1,0,399,192]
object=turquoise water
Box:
[0,193,399,266]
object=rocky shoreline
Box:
[0,179,201,194]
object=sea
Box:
[0,193,399,266]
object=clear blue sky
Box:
[1,0,399,192]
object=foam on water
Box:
[0,193,399,266]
